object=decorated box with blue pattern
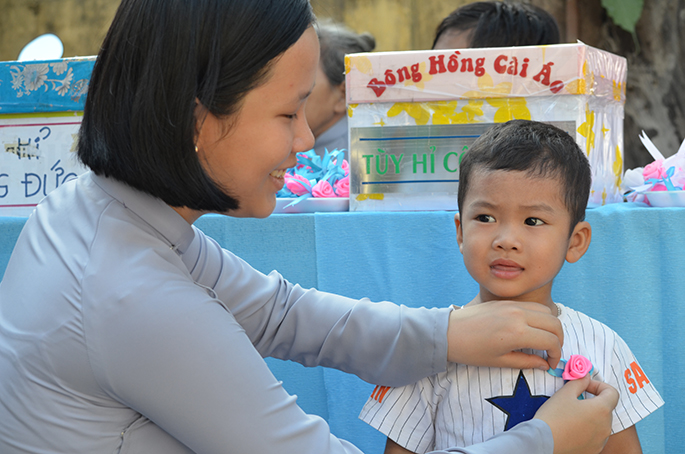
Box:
[0,56,95,216]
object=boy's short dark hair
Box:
[457,120,591,229]
[78,0,314,212]
[432,1,560,49]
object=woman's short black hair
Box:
[457,120,591,231]
[78,0,315,212]
[432,1,560,49]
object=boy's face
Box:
[455,169,590,309]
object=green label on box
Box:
[350,122,575,196]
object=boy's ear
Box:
[566,221,591,263]
[454,213,464,253]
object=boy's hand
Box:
[446,300,563,370]
[534,375,619,454]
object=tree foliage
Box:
[601,0,644,33]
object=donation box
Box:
[345,42,627,211]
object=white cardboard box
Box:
[345,42,627,211]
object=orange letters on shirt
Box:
[370,385,392,403]
[624,361,650,394]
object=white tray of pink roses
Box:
[623,131,685,207]
[274,149,349,213]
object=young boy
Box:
[359,120,663,454]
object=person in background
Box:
[305,19,375,159]
[432,1,560,50]
[360,120,663,454]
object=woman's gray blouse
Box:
[0,172,552,453]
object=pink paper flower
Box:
[332,157,349,173]
[285,174,311,196]
[312,180,336,198]
[643,159,667,181]
[334,175,350,197]
[562,355,593,380]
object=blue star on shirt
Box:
[486,370,550,430]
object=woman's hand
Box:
[446,301,563,370]
[535,375,619,454]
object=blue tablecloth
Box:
[1,202,680,453]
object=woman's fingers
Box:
[495,348,556,371]
[446,301,563,369]
[584,378,621,404]
[535,376,619,454]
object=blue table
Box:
[1,203,680,453]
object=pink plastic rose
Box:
[332,158,349,174]
[562,355,593,380]
[334,175,350,197]
[312,180,336,198]
[643,159,667,181]
[285,174,311,196]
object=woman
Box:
[0,0,616,453]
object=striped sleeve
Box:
[359,377,440,454]
[560,305,664,434]
[606,333,664,433]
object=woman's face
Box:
[196,27,319,218]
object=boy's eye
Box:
[475,214,495,223]
[525,217,544,226]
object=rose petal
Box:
[285,174,311,196]
[562,354,593,380]
[334,175,350,197]
[312,180,336,198]
[643,159,666,181]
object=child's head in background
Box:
[433,1,560,50]
[455,120,591,311]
